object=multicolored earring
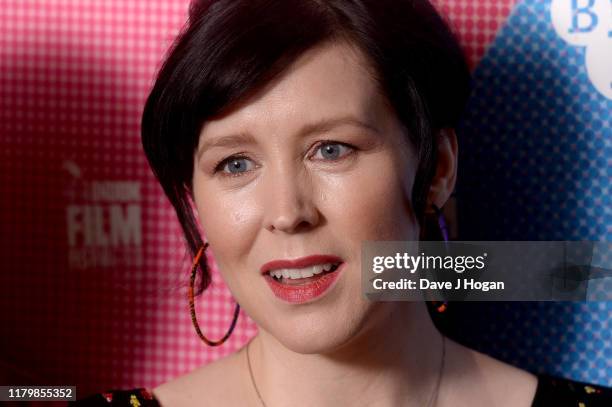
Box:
[430,204,449,313]
[188,242,240,346]
[432,204,450,243]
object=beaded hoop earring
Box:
[188,242,240,346]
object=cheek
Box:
[324,155,418,241]
[192,183,260,271]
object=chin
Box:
[277,326,359,355]
[260,300,378,355]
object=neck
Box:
[246,302,445,407]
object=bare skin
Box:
[155,341,537,407]
[153,41,538,407]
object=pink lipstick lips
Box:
[260,255,344,304]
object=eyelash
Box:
[212,141,356,178]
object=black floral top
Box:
[71,374,611,406]
[71,388,158,406]
[531,375,611,406]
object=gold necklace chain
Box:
[246,338,267,407]
[246,335,446,407]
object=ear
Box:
[426,128,458,210]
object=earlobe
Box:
[426,128,458,210]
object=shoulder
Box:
[532,374,612,407]
[152,346,250,407]
[71,348,250,407]
[445,339,611,406]
[443,338,539,406]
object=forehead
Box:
[199,41,388,139]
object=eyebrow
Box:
[196,116,380,160]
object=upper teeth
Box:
[269,263,338,279]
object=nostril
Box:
[268,217,316,234]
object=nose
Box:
[263,167,320,234]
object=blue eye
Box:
[216,156,255,175]
[213,142,354,178]
[313,142,353,160]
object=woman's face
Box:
[193,41,420,353]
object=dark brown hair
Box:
[141,0,471,292]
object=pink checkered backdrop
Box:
[0,0,517,397]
